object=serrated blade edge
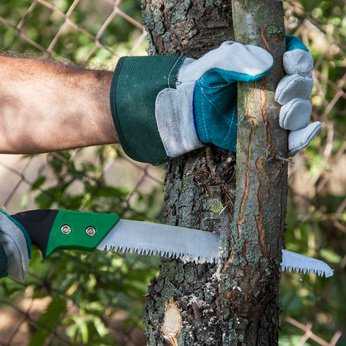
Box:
[281,250,334,278]
[97,220,334,277]
[97,220,219,264]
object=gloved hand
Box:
[277,36,320,155]
[110,36,319,165]
[0,210,30,282]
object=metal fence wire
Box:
[0,0,344,345]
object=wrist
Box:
[84,69,117,144]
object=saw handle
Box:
[0,210,62,280]
[14,210,59,257]
[0,209,119,281]
[12,209,120,258]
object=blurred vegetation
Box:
[0,0,345,345]
[281,1,345,344]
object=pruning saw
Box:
[0,209,333,282]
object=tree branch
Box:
[219,1,287,344]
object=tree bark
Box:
[219,1,286,345]
[142,1,287,345]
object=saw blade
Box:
[97,220,333,277]
[97,220,220,263]
[282,249,333,278]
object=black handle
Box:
[13,209,59,255]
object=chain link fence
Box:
[0,0,344,345]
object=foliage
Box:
[0,0,345,345]
[280,1,346,344]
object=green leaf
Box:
[31,176,46,190]
[320,249,341,264]
[29,296,67,346]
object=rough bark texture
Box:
[219,1,286,345]
[142,1,287,345]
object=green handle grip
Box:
[13,209,120,258]
[0,209,120,280]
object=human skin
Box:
[0,55,117,154]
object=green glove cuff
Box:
[110,55,184,165]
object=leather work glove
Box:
[0,210,30,282]
[110,36,319,165]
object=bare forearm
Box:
[0,55,116,154]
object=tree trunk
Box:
[219,1,286,345]
[142,1,286,345]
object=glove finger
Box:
[279,98,312,130]
[275,74,313,105]
[283,49,313,76]
[288,121,321,156]
[179,41,273,83]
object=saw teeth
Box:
[101,243,331,273]
[281,266,328,278]
[102,243,216,264]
